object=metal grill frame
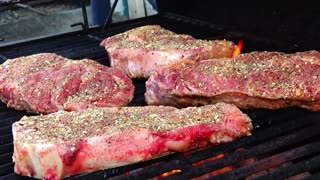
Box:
[0,12,320,180]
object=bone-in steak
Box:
[12,103,252,179]
[145,50,320,111]
[0,53,134,114]
[100,25,236,78]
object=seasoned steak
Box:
[100,25,236,78]
[0,53,134,114]
[12,103,252,179]
[145,50,320,111]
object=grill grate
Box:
[0,13,319,179]
[106,111,320,180]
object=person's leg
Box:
[147,0,158,11]
[90,0,111,26]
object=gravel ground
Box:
[0,1,79,25]
[0,1,134,45]
[0,1,83,44]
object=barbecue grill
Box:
[1,0,320,179]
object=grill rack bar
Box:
[0,152,13,164]
[251,154,320,180]
[213,141,320,180]
[0,163,14,176]
[304,172,320,180]
[109,119,320,180]
[0,143,13,154]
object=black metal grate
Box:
[0,13,320,180]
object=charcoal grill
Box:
[1,1,320,179]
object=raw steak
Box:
[100,25,236,78]
[12,103,252,179]
[145,50,320,111]
[0,53,134,114]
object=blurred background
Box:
[0,0,158,44]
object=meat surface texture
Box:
[0,53,134,114]
[145,50,320,111]
[12,103,252,179]
[100,25,236,78]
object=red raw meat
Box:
[12,103,252,179]
[0,53,134,114]
[145,50,320,111]
[100,25,236,78]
